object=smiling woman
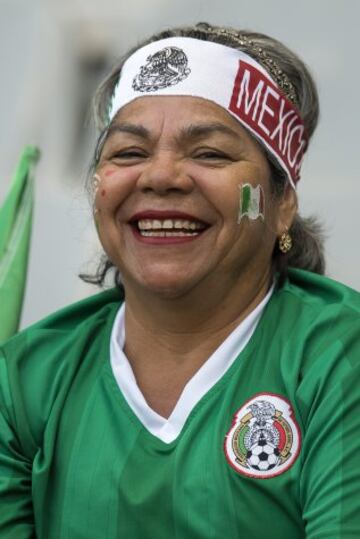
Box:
[1,22,360,539]
[94,96,279,306]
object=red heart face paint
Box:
[104,167,117,178]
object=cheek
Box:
[186,164,239,217]
[95,164,139,209]
[103,166,117,178]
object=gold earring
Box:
[279,230,292,253]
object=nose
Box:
[136,152,194,195]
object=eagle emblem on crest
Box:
[132,46,191,92]
[224,393,301,479]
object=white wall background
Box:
[0,0,359,328]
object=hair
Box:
[81,22,325,288]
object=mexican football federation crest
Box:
[132,47,191,92]
[224,393,301,479]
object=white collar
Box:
[110,286,274,443]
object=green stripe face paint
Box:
[238,183,265,223]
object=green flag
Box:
[0,146,40,343]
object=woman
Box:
[1,22,359,538]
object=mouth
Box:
[129,211,210,242]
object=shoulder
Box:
[280,268,360,310]
[1,287,122,354]
[273,269,360,347]
[0,288,123,455]
[264,269,360,400]
[268,269,360,417]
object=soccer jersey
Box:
[0,269,360,538]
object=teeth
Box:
[140,231,197,237]
[163,219,173,229]
[137,218,204,231]
[153,220,162,230]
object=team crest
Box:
[224,393,301,479]
[132,47,191,92]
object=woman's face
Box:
[95,96,292,299]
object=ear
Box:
[275,183,298,236]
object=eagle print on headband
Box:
[109,37,308,188]
[132,47,191,92]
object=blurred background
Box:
[1,0,359,328]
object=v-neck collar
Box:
[110,286,274,443]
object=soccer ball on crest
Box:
[246,437,280,471]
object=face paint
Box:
[104,168,116,178]
[93,173,101,195]
[238,183,265,223]
[93,174,102,219]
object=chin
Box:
[128,270,199,299]
[142,279,195,299]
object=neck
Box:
[123,266,272,358]
[121,267,272,418]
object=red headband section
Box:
[229,60,307,185]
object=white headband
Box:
[109,37,308,188]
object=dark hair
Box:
[81,22,325,288]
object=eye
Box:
[192,149,232,161]
[108,148,148,162]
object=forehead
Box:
[114,95,249,135]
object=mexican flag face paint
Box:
[238,183,265,223]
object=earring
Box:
[279,230,292,253]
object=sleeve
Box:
[0,351,35,538]
[298,327,360,538]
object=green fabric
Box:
[0,146,40,343]
[0,270,360,538]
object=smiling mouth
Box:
[128,211,210,242]
[135,218,207,237]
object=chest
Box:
[132,364,201,418]
[31,361,305,539]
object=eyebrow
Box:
[178,122,241,142]
[105,121,241,143]
[106,122,151,140]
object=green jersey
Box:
[1,269,360,538]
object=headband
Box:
[109,37,308,187]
